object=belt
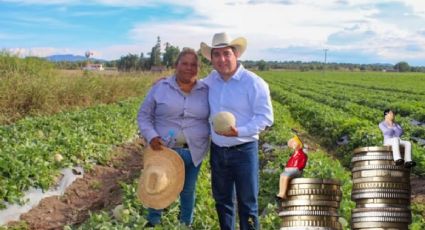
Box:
[174,143,189,148]
[212,141,253,150]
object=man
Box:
[200,32,274,230]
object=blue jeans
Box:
[147,147,202,225]
[210,141,259,230]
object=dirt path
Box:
[8,138,145,230]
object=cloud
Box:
[2,0,425,65]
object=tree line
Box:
[242,60,425,72]
[48,36,425,72]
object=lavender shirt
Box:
[137,75,210,166]
[379,121,404,142]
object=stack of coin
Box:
[279,178,343,230]
[351,146,411,229]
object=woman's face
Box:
[385,111,395,121]
[287,139,296,149]
[175,53,198,83]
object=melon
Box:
[212,111,236,133]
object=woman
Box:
[137,48,210,227]
[379,109,415,168]
[276,135,307,200]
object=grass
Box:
[0,53,166,125]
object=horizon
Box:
[1,0,425,66]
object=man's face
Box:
[211,47,238,78]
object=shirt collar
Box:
[166,75,207,91]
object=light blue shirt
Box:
[137,75,210,166]
[379,121,404,142]
[203,64,274,147]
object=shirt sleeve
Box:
[137,85,160,143]
[237,78,274,137]
[379,122,388,135]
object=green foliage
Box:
[263,71,425,175]
[0,98,141,205]
[163,43,180,68]
[150,36,162,67]
[411,203,425,230]
[394,61,411,72]
[0,53,158,125]
[257,60,269,71]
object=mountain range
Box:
[45,54,106,62]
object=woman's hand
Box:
[150,136,164,150]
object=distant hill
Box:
[45,54,105,62]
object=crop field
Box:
[1,66,424,229]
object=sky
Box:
[1,0,425,66]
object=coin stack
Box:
[351,146,412,230]
[279,178,343,230]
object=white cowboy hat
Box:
[137,146,185,209]
[200,32,247,61]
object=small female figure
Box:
[276,135,308,199]
[379,109,415,168]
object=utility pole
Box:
[324,49,328,64]
[323,49,328,75]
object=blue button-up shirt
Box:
[203,64,273,147]
[137,75,210,166]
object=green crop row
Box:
[0,98,142,207]
[284,77,425,123]
[274,79,425,140]
[264,73,425,175]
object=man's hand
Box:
[216,126,238,137]
[150,136,164,150]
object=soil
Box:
[7,138,146,230]
[5,136,425,229]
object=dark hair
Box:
[210,46,238,59]
[384,109,394,117]
[174,47,199,66]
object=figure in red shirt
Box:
[276,135,308,199]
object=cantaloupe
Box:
[212,111,236,133]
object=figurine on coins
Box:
[276,135,308,199]
[379,109,416,168]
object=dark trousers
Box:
[210,141,259,230]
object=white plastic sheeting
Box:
[0,166,84,225]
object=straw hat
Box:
[212,111,236,133]
[200,32,247,61]
[137,146,185,209]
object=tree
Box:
[150,36,162,66]
[394,61,410,72]
[162,42,180,68]
[257,60,269,71]
[117,54,139,71]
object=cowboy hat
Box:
[200,32,247,61]
[137,146,185,209]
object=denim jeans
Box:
[147,147,202,225]
[210,141,259,230]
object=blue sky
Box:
[1,0,425,66]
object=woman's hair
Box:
[384,109,394,117]
[292,135,303,149]
[174,47,199,66]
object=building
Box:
[83,64,104,71]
